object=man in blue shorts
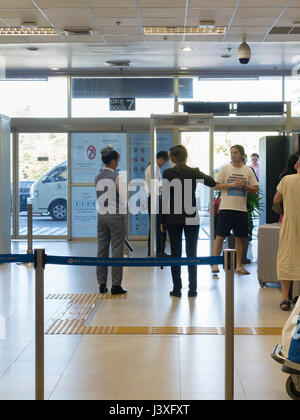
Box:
[212,145,259,275]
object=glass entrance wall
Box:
[181,132,211,250]
[285,77,300,117]
[9,74,292,240]
[179,76,283,102]
[213,131,277,170]
[18,133,68,237]
[128,132,173,237]
[71,77,181,118]
[71,132,127,238]
[0,77,68,118]
[215,132,278,258]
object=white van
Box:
[28,161,67,221]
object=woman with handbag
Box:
[274,155,300,311]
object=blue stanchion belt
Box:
[46,255,224,267]
[0,254,34,264]
[0,254,224,267]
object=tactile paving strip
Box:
[45,294,283,336]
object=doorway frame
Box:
[150,114,215,257]
[11,117,288,242]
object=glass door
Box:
[18,133,68,238]
[128,132,173,239]
[71,132,127,238]
[181,131,213,255]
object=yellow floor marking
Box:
[117,327,150,335]
[45,294,284,336]
[253,327,283,335]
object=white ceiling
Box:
[1,0,300,74]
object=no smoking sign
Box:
[87,145,96,160]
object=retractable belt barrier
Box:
[0,254,34,264]
[0,254,224,267]
[46,255,225,267]
[0,249,236,401]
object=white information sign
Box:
[71,133,127,184]
[72,187,97,238]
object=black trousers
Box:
[147,196,167,256]
[167,224,200,293]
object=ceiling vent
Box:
[21,22,38,29]
[64,28,93,36]
[106,60,131,67]
[269,26,300,35]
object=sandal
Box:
[280,301,291,311]
[235,269,250,275]
[211,265,220,274]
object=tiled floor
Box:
[0,240,293,400]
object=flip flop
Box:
[235,269,250,275]
[280,301,291,311]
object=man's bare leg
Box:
[212,235,225,272]
[235,237,249,274]
[282,280,291,302]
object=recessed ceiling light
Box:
[0,27,58,36]
[50,67,60,71]
[181,47,193,52]
[180,67,189,70]
[144,26,226,35]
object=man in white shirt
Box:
[145,151,169,257]
[212,145,259,275]
[250,153,259,180]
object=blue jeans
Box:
[167,224,200,293]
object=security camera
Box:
[238,39,251,65]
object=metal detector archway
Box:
[150,113,214,258]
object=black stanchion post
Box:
[27,204,33,256]
[160,227,164,270]
[34,249,46,401]
[223,249,237,401]
[17,203,33,266]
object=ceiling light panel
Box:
[0,27,59,36]
[143,26,227,35]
